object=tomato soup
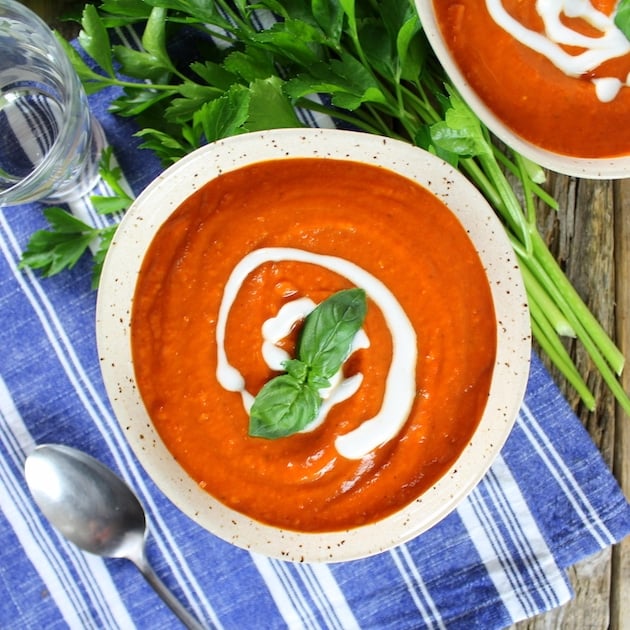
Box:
[130,158,496,532]
[433,0,630,158]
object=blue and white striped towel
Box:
[1,72,629,630]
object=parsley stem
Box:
[530,298,596,410]
[529,230,626,375]
[493,149,559,210]
[514,153,538,228]
[517,240,630,413]
[458,157,507,219]
[51,0,627,415]
[400,83,442,126]
[297,97,400,137]
[96,77,185,92]
[477,151,533,254]
[365,103,399,137]
[520,261,575,338]
[213,0,256,36]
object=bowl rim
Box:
[96,128,531,562]
[414,0,630,180]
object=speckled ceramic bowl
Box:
[96,128,530,562]
[415,0,630,179]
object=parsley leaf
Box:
[18,208,101,277]
[25,0,630,414]
[91,225,118,289]
[78,4,116,77]
[19,147,132,285]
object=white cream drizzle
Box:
[215,247,417,460]
[485,0,630,101]
[261,297,317,371]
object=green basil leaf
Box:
[283,358,309,381]
[249,374,321,438]
[298,288,367,379]
[248,288,366,440]
[307,373,331,390]
[615,0,630,42]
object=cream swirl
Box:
[486,0,630,101]
[215,247,417,459]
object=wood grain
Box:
[612,179,630,630]
[511,174,627,629]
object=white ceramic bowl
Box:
[415,0,630,179]
[96,128,531,562]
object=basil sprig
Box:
[615,0,630,41]
[249,288,367,439]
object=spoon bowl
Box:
[25,443,206,630]
[26,443,146,558]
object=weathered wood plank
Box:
[611,179,630,630]
[511,174,620,630]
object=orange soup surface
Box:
[433,0,630,158]
[131,158,497,532]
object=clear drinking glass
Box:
[0,0,105,206]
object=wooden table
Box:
[508,177,630,629]
[22,1,630,628]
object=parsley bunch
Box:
[22,0,629,413]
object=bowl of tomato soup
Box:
[96,128,530,562]
[415,0,630,178]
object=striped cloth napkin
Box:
[1,75,629,630]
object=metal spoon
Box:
[24,443,207,630]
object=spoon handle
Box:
[134,559,208,630]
